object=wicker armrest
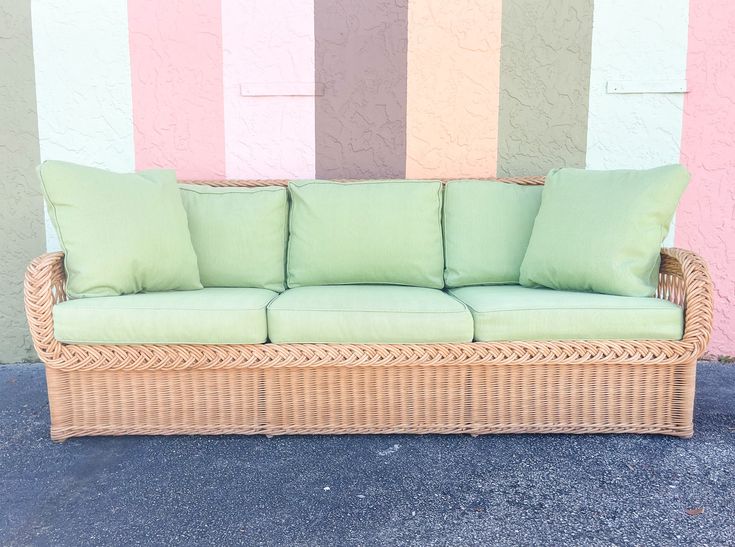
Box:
[24,252,66,362]
[659,248,714,356]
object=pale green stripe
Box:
[0,1,45,363]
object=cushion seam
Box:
[267,308,470,315]
[179,185,285,195]
[289,180,442,188]
[55,306,270,312]
[54,338,264,345]
[462,306,681,313]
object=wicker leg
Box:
[670,359,697,438]
[45,367,73,442]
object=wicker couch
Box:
[25,177,714,441]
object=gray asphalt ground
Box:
[1,362,733,546]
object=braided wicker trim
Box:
[24,178,713,373]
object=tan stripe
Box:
[496,0,594,177]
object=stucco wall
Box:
[128,0,226,179]
[222,0,315,179]
[32,0,135,252]
[405,0,502,179]
[0,0,44,363]
[678,0,735,357]
[315,0,408,179]
[496,0,594,177]
[585,0,689,247]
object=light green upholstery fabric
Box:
[443,180,543,287]
[180,185,288,291]
[449,285,683,341]
[520,165,689,297]
[287,180,444,288]
[54,288,276,344]
[267,285,473,343]
[39,160,201,298]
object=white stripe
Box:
[585,0,689,246]
[32,0,135,251]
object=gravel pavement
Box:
[1,361,733,546]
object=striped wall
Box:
[4,0,732,359]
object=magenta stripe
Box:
[128,0,226,179]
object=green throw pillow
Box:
[287,180,445,288]
[179,185,288,291]
[519,164,689,297]
[443,180,543,287]
[39,160,201,298]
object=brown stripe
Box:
[315,0,408,179]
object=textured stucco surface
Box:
[222,0,315,179]
[128,0,226,179]
[496,0,594,177]
[405,0,502,179]
[315,0,408,179]
[32,0,135,251]
[678,1,735,356]
[0,0,45,363]
[585,0,689,247]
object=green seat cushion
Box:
[54,288,276,344]
[180,185,288,291]
[39,160,201,298]
[449,285,683,342]
[443,180,543,287]
[267,285,473,343]
[287,180,444,288]
[520,165,689,297]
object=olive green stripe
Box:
[0,1,45,363]
[497,0,594,177]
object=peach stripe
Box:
[405,0,502,178]
[128,0,225,179]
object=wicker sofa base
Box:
[45,359,697,441]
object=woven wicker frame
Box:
[24,177,714,440]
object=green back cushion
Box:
[287,180,444,288]
[443,180,543,287]
[39,160,201,298]
[180,185,288,291]
[520,164,689,297]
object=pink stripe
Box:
[222,0,315,179]
[678,0,735,355]
[128,0,225,179]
